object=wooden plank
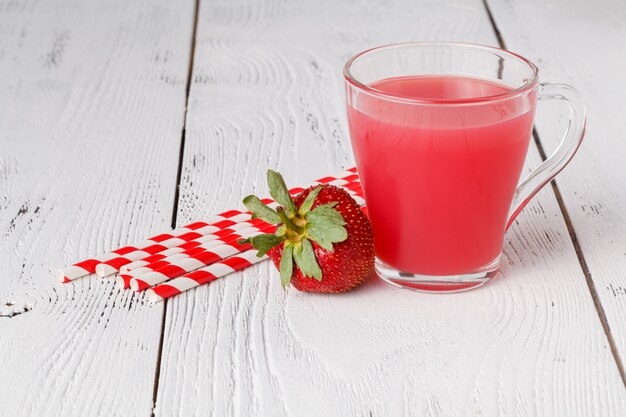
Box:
[487,0,626,378]
[0,0,195,415]
[154,0,626,415]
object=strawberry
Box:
[240,170,374,293]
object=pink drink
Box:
[347,75,536,275]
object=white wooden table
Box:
[1,0,625,415]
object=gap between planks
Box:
[483,0,626,387]
[151,0,202,415]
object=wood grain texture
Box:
[0,0,195,415]
[487,0,626,375]
[155,0,626,415]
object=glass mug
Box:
[344,42,585,292]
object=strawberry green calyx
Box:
[267,170,297,216]
[276,206,304,237]
[241,170,348,287]
[241,195,281,224]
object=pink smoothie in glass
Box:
[347,75,535,275]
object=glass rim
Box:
[343,41,540,105]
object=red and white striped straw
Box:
[145,182,366,302]
[57,213,250,282]
[115,225,274,289]
[107,175,362,281]
[120,226,270,279]
[119,223,273,273]
[117,250,216,290]
[124,178,363,289]
[57,168,360,283]
[96,216,265,277]
[146,250,265,303]
[94,218,274,278]
[130,240,256,292]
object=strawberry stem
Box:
[277,207,304,234]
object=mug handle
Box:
[506,82,587,229]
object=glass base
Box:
[375,257,500,293]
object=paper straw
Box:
[57,213,250,282]
[146,182,366,302]
[115,224,274,289]
[58,168,360,283]
[119,223,272,273]
[130,241,256,291]
[93,217,277,278]
[121,225,271,279]
[127,180,363,289]
[106,177,362,280]
[93,217,275,278]
[146,250,265,303]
